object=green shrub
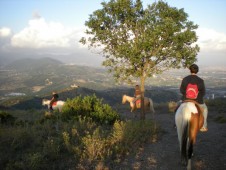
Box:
[168,101,178,113]
[0,111,16,125]
[62,94,120,124]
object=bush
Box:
[0,111,16,125]
[62,94,120,124]
[168,101,178,113]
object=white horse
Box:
[175,101,204,170]
[122,94,155,113]
[42,99,65,112]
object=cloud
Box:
[197,27,226,52]
[196,27,226,66]
[8,17,226,53]
[11,17,83,49]
[0,27,12,37]
[0,16,103,66]
[1,16,225,67]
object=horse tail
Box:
[181,119,189,165]
[149,98,155,113]
[181,118,195,166]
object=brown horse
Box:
[122,94,155,113]
[175,101,204,170]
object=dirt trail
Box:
[119,107,226,170]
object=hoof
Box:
[181,157,188,167]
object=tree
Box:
[80,0,199,119]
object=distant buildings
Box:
[45,79,53,85]
[5,92,26,96]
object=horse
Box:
[175,101,204,170]
[122,94,155,113]
[42,99,65,112]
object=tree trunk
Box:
[140,76,145,120]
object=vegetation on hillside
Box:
[0,95,158,169]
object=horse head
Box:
[42,99,50,106]
[122,95,126,104]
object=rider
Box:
[133,85,141,107]
[180,64,208,132]
[49,91,59,110]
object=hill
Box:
[4,57,63,71]
[0,57,116,98]
[2,86,179,110]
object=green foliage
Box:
[62,94,120,124]
[168,101,178,113]
[81,0,199,84]
[0,111,16,125]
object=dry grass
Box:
[168,101,178,113]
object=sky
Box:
[0,0,226,67]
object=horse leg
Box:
[187,134,195,170]
[181,122,189,166]
[186,113,199,170]
[130,102,135,112]
[186,140,193,170]
[149,99,155,113]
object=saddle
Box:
[136,99,141,108]
[52,101,57,106]
[183,100,203,115]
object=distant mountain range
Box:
[4,57,63,71]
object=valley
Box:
[0,57,226,108]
